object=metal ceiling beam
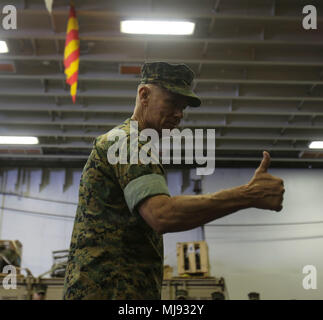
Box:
[0,104,322,117]
[1,120,323,130]
[2,31,322,47]
[1,55,323,67]
[1,153,322,164]
[0,127,322,141]
[1,74,322,86]
[0,154,89,159]
[30,38,38,55]
[20,8,323,23]
[1,143,313,152]
[0,90,323,102]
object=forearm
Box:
[159,185,252,233]
[140,152,284,234]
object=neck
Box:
[131,103,149,131]
[130,114,145,132]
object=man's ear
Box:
[138,85,150,107]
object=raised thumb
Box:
[257,151,271,173]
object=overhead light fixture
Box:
[309,141,323,149]
[0,136,39,145]
[120,20,195,35]
[0,41,8,53]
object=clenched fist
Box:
[245,151,285,212]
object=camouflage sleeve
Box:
[115,159,170,214]
[93,129,170,213]
[123,173,170,213]
[107,136,170,214]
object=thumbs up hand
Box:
[245,151,285,212]
[256,150,271,174]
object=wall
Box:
[166,168,323,300]
[0,168,80,276]
[0,167,322,300]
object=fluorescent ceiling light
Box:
[121,20,195,35]
[309,141,323,149]
[0,136,39,145]
[0,41,8,53]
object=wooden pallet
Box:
[177,241,210,276]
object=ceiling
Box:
[0,0,323,168]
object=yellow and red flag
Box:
[64,4,80,104]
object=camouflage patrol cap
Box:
[140,62,201,107]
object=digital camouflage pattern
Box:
[63,118,169,300]
[140,62,201,107]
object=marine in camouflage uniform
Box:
[63,62,201,300]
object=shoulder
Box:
[95,118,132,151]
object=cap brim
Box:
[160,83,202,107]
[186,94,202,108]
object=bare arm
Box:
[138,151,285,234]
[139,185,252,234]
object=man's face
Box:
[142,85,188,134]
